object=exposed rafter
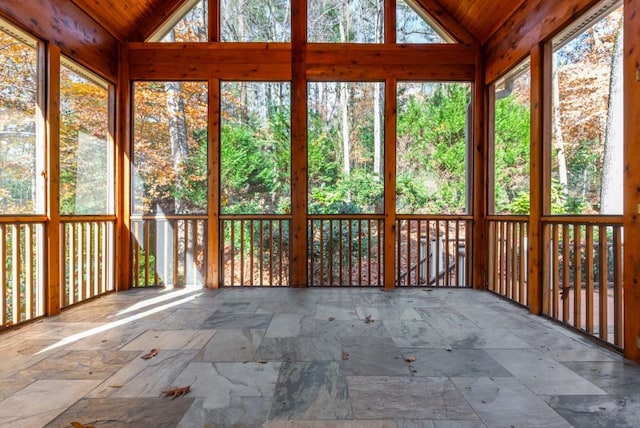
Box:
[128,0,193,42]
[411,0,478,45]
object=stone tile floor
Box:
[1,286,639,427]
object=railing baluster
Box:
[586,225,595,334]
[598,225,608,341]
[613,226,623,346]
[269,220,274,287]
[552,224,560,320]
[11,224,20,324]
[574,225,582,330]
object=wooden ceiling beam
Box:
[0,0,119,82]
[410,0,479,45]
[128,0,193,42]
[484,0,600,84]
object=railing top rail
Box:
[130,214,208,221]
[61,215,117,222]
[0,215,48,224]
[541,215,623,225]
[487,215,529,222]
[220,214,292,220]
[396,214,473,221]
[308,214,385,220]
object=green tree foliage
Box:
[396,83,470,214]
[494,91,530,214]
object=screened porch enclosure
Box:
[130,79,473,289]
[0,0,638,363]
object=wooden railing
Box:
[396,216,471,287]
[221,216,290,286]
[61,217,115,307]
[488,216,529,306]
[0,218,45,327]
[542,217,623,348]
[131,215,207,287]
[308,216,383,287]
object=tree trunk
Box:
[164,32,189,213]
[552,68,569,194]
[373,83,382,179]
[340,82,350,177]
[600,17,623,214]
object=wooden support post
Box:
[207,78,220,288]
[624,0,640,362]
[383,79,397,289]
[290,0,308,287]
[46,44,61,315]
[208,0,219,43]
[115,44,132,291]
[472,51,486,290]
[527,43,547,315]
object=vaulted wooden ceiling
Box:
[68,0,526,44]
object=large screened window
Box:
[551,3,623,215]
[221,0,291,42]
[396,82,471,215]
[0,25,43,215]
[133,81,208,215]
[308,0,384,43]
[220,82,291,214]
[308,82,384,214]
[59,59,113,215]
[492,62,531,215]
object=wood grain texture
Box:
[128,0,193,42]
[46,44,62,315]
[472,49,486,290]
[128,42,477,81]
[115,43,132,291]
[290,0,307,287]
[437,0,525,43]
[484,0,600,84]
[0,0,119,82]
[383,80,397,289]
[207,78,220,288]
[624,0,640,362]
[527,44,545,315]
[411,0,478,44]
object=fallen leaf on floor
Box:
[257,359,268,364]
[162,385,191,400]
[341,351,349,360]
[364,315,374,323]
[108,384,124,388]
[141,348,158,360]
[404,356,416,363]
[328,317,335,321]
[71,422,95,428]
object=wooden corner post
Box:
[383,79,397,290]
[527,43,547,315]
[46,43,61,315]
[115,43,132,291]
[472,51,487,290]
[290,0,308,287]
[624,0,640,362]
[207,78,220,288]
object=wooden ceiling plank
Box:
[69,0,128,41]
[484,0,601,84]
[129,0,193,41]
[0,0,119,81]
[410,0,478,45]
